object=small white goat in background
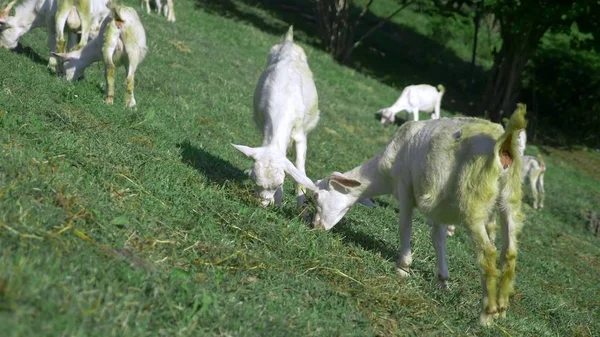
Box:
[53,5,147,108]
[289,105,527,326]
[521,154,546,209]
[232,26,319,207]
[0,0,109,71]
[378,84,445,124]
[140,0,175,22]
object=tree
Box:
[314,0,417,63]
[480,0,600,122]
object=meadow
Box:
[1,0,599,336]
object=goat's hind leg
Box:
[465,219,499,326]
[497,200,522,319]
[430,220,449,289]
[395,188,414,277]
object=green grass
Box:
[1,0,599,336]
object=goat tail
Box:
[536,153,546,172]
[495,103,527,170]
[437,84,445,94]
[285,25,294,42]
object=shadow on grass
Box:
[333,224,397,261]
[333,222,434,279]
[177,140,247,185]
[13,43,47,66]
[195,0,486,116]
[373,111,410,127]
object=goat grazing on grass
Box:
[0,0,109,71]
[140,0,175,22]
[53,5,147,108]
[521,154,546,209]
[232,26,319,207]
[378,84,445,124]
[290,105,527,325]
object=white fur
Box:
[517,130,526,155]
[52,5,147,108]
[521,155,545,209]
[140,0,175,22]
[290,116,525,325]
[232,26,319,207]
[378,84,445,124]
[0,0,109,70]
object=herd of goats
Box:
[1,0,548,326]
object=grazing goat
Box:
[0,0,109,71]
[378,84,445,124]
[140,0,175,22]
[521,154,545,209]
[292,105,527,325]
[232,26,319,207]
[53,5,147,108]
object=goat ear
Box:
[231,144,263,159]
[281,157,318,191]
[0,0,15,16]
[51,52,71,61]
[358,198,376,207]
[329,173,361,188]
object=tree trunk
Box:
[480,24,548,122]
[469,2,481,96]
[314,0,353,62]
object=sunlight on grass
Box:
[1,0,599,336]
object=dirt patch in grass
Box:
[543,146,600,181]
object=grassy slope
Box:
[1,0,599,336]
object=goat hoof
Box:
[395,267,410,278]
[105,97,114,105]
[312,223,327,231]
[479,312,495,327]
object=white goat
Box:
[521,154,546,209]
[232,26,319,207]
[0,0,109,71]
[378,84,445,124]
[52,5,147,108]
[140,0,175,22]
[291,105,527,326]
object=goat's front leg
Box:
[292,133,308,208]
[47,28,58,72]
[412,108,420,121]
[396,189,413,277]
[497,201,522,319]
[430,220,449,289]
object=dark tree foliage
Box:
[435,0,600,129]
